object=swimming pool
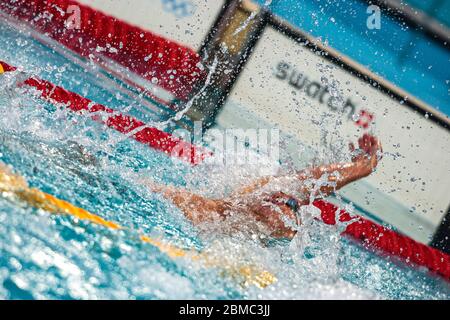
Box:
[0,16,449,300]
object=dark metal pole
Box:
[430,206,450,254]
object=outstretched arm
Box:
[140,134,381,235]
[301,134,382,197]
[234,134,382,199]
[142,180,230,224]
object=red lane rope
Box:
[0,0,206,100]
[314,200,450,280]
[0,31,450,280]
[0,61,210,164]
[1,60,449,281]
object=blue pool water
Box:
[0,20,449,299]
[256,0,450,116]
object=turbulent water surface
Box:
[0,20,449,300]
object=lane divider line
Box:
[315,200,450,280]
[0,60,211,165]
[0,0,206,100]
[0,164,277,289]
[1,60,448,281]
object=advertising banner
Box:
[77,0,225,49]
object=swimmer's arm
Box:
[298,134,382,198]
[233,134,382,198]
[230,176,272,196]
[298,161,373,198]
[143,180,230,224]
[230,161,369,199]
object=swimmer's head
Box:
[248,192,302,240]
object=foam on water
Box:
[0,21,449,300]
[1,85,449,299]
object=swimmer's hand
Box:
[349,134,383,175]
[297,134,383,197]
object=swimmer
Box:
[142,134,382,240]
[1,127,381,240]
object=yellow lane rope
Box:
[0,164,276,288]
